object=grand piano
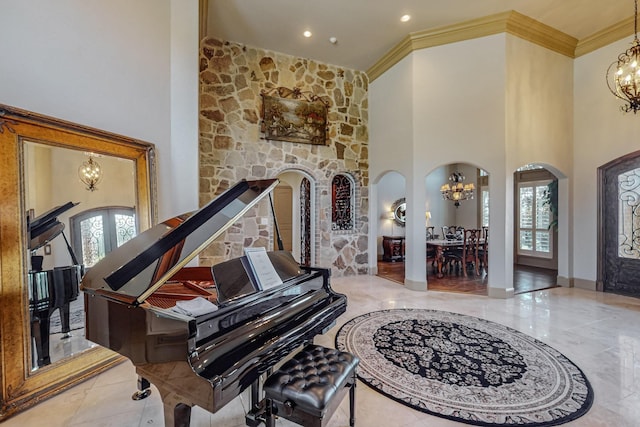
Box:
[81,179,347,427]
[28,202,83,367]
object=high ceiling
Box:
[206,0,634,72]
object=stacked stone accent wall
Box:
[199,37,369,276]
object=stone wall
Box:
[199,37,369,276]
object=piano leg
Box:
[172,403,192,427]
[131,376,152,400]
[30,317,44,368]
[264,398,275,427]
[32,310,51,366]
[158,388,192,427]
[58,303,72,338]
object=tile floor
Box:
[4,275,640,426]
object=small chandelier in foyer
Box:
[607,0,640,113]
[440,171,475,208]
[78,155,103,191]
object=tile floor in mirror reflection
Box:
[4,275,640,427]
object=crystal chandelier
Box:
[78,155,103,191]
[606,0,640,113]
[440,171,475,208]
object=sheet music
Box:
[244,247,283,290]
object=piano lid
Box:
[81,179,279,305]
[28,202,79,250]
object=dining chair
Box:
[444,228,481,276]
[441,225,463,240]
[426,226,435,240]
[478,226,488,273]
[425,226,437,273]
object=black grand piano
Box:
[28,202,83,367]
[81,179,347,427]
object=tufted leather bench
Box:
[262,344,359,427]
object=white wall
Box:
[506,36,574,173]
[410,35,508,290]
[574,38,640,285]
[369,55,415,180]
[0,0,199,221]
[371,33,579,296]
[369,54,415,270]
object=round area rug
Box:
[335,309,593,426]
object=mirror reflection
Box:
[24,141,137,371]
[392,198,406,226]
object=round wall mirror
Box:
[392,198,406,226]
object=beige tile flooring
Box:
[4,275,640,426]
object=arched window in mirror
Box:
[70,207,136,268]
[331,173,355,231]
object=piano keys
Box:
[81,179,347,427]
[27,202,83,367]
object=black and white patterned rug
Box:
[335,309,593,426]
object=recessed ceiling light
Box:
[303,30,312,38]
[400,14,411,23]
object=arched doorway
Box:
[512,163,566,294]
[373,171,406,283]
[423,163,488,295]
[274,170,316,265]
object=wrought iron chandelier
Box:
[78,155,103,191]
[606,0,640,113]
[440,171,475,208]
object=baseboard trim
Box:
[573,278,597,291]
[488,286,515,299]
[557,275,572,287]
[405,278,427,291]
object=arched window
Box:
[331,174,355,231]
[70,206,136,268]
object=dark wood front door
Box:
[600,152,640,297]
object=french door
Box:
[600,153,640,297]
[70,206,136,268]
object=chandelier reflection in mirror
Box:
[78,154,103,191]
[441,171,475,208]
[606,0,640,113]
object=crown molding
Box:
[505,11,577,57]
[575,16,634,57]
[367,10,582,82]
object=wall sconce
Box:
[425,211,431,225]
[78,155,103,191]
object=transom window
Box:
[70,206,137,268]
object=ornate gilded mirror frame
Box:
[0,104,157,419]
[391,197,406,227]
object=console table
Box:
[382,235,405,262]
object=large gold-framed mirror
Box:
[0,104,156,420]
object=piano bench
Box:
[263,344,359,427]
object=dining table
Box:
[427,238,487,279]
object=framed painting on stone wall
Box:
[260,87,328,145]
